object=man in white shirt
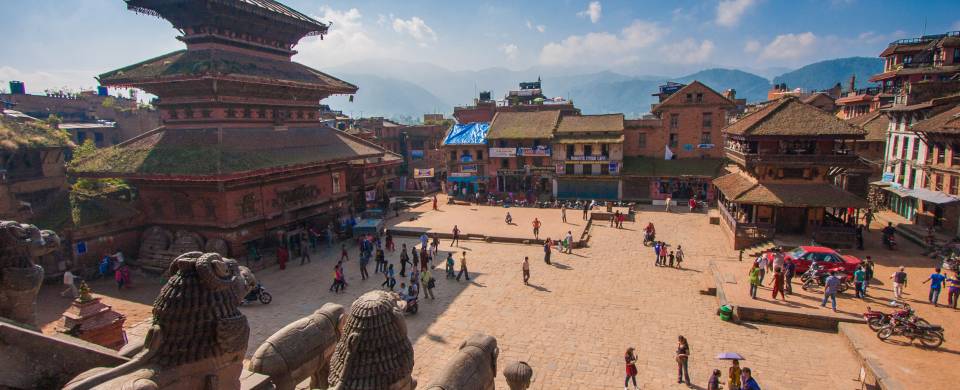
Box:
[756,255,769,285]
[61,270,78,298]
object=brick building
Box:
[0,112,72,220]
[869,31,960,103]
[620,81,737,201]
[69,0,399,269]
[552,114,624,199]
[453,81,579,124]
[715,97,867,249]
[486,110,559,199]
[441,122,490,197]
[910,105,960,235]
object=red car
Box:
[784,246,862,275]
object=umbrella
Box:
[716,352,745,360]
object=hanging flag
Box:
[664,145,674,160]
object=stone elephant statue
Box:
[249,303,345,390]
[0,220,53,327]
[423,334,499,390]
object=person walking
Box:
[771,267,786,301]
[946,272,960,309]
[676,336,691,385]
[532,218,541,240]
[665,196,672,212]
[864,208,874,231]
[561,204,567,223]
[853,266,867,299]
[654,241,662,266]
[61,270,78,298]
[617,212,625,229]
[922,267,947,307]
[707,369,722,390]
[329,262,343,292]
[431,235,440,258]
[863,256,875,295]
[624,347,639,390]
[610,211,617,227]
[340,243,349,262]
[399,244,410,277]
[419,233,429,251]
[748,262,761,299]
[299,233,312,265]
[385,232,395,252]
[433,194,438,210]
[565,231,574,254]
[382,264,396,290]
[420,246,429,271]
[410,248,419,274]
[728,360,742,390]
[359,250,370,280]
[277,246,288,270]
[409,268,421,298]
[821,271,841,312]
[741,367,761,390]
[755,254,769,286]
[543,238,553,265]
[456,251,470,281]
[446,252,455,278]
[451,225,461,247]
[522,256,530,284]
[659,244,668,267]
[668,250,676,268]
[422,268,435,299]
[582,202,589,220]
[676,245,685,268]
[890,266,908,299]
[376,248,387,274]
[784,258,796,295]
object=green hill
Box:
[772,57,882,91]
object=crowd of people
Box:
[624,339,761,390]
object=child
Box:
[668,251,676,268]
[445,253,455,278]
[676,245,684,268]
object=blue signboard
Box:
[75,241,87,255]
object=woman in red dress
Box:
[624,347,638,390]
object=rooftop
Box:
[724,97,866,138]
[911,104,960,134]
[442,122,490,146]
[125,0,328,39]
[487,110,561,140]
[556,114,624,133]
[651,81,735,112]
[714,171,866,208]
[0,115,74,150]
[98,49,357,94]
[846,111,889,141]
[69,126,387,179]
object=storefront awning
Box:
[909,188,960,204]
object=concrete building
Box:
[486,110,559,199]
[910,105,960,236]
[0,112,72,220]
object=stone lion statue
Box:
[63,252,249,390]
[423,334,500,390]
[0,220,58,327]
[249,303,345,390]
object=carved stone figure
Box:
[423,334,499,390]
[204,238,230,257]
[249,303,345,390]
[63,252,249,390]
[170,230,204,254]
[502,361,533,390]
[0,220,58,327]
[327,290,415,390]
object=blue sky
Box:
[2,0,959,93]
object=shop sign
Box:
[609,162,619,173]
[556,163,565,174]
[365,189,378,202]
[414,168,435,178]
[569,155,606,161]
[517,146,551,157]
[489,147,517,158]
[450,172,473,178]
[460,155,474,163]
[498,169,526,175]
[683,144,695,151]
[410,150,424,159]
[462,164,478,173]
[697,144,715,149]
[882,172,895,182]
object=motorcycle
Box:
[401,297,419,314]
[643,231,656,246]
[243,283,272,305]
[883,234,897,250]
[801,272,851,293]
[863,303,928,331]
[877,320,945,348]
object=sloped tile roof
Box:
[556,114,624,133]
[98,49,357,93]
[714,171,866,208]
[70,125,387,178]
[487,110,560,139]
[911,104,960,134]
[651,81,735,112]
[846,111,889,141]
[724,97,866,137]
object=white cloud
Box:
[392,16,438,46]
[500,44,519,60]
[952,20,960,30]
[671,8,693,22]
[526,20,546,33]
[760,32,817,60]
[716,0,756,27]
[577,1,603,23]
[298,7,386,67]
[539,20,667,66]
[744,39,761,53]
[0,66,99,94]
[376,14,387,27]
[661,39,715,64]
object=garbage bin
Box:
[719,305,733,321]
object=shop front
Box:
[650,177,715,201]
[556,178,619,200]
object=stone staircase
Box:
[742,240,776,259]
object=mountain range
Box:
[322,57,882,122]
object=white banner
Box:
[489,147,517,158]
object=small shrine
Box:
[57,282,126,350]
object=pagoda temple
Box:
[70,0,400,263]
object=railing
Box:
[813,226,858,249]
[725,148,861,167]
[719,202,776,248]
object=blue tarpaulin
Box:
[443,122,490,145]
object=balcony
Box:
[718,201,775,249]
[725,148,862,168]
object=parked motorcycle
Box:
[863,303,928,331]
[801,272,851,293]
[877,320,944,348]
[883,234,897,250]
[243,283,272,305]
